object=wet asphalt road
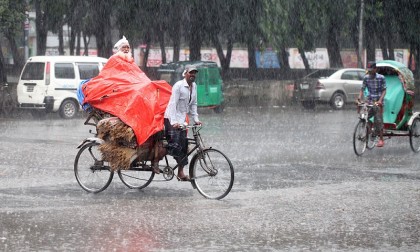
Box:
[0,105,419,251]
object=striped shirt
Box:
[164,79,199,125]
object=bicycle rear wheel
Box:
[117,165,155,189]
[74,142,114,193]
[190,149,234,200]
[353,120,368,156]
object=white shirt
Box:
[164,79,199,125]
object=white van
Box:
[17,56,108,119]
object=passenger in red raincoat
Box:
[81,36,172,146]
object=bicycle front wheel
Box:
[190,149,234,200]
[74,142,114,193]
[353,120,368,156]
[410,117,420,152]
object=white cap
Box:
[114,35,130,51]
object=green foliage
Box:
[0,0,26,34]
[2,0,418,70]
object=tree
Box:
[34,0,49,55]
[185,1,206,61]
[393,0,420,77]
[47,0,69,55]
[357,0,364,68]
[67,0,88,55]
[231,0,264,80]
[0,0,26,71]
[261,0,292,74]
[205,0,242,79]
[89,0,114,58]
[288,0,323,71]
[166,0,183,62]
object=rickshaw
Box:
[74,54,234,199]
[353,60,420,156]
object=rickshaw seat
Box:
[383,123,396,130]
[383,76,405,124]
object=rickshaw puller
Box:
[164,65,202,181]
[358,62,387,147]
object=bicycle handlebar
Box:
[179,124,202,130]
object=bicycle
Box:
[0,82,17,117]
[353,102,378,156]
[74,112,235,199]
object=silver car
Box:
[294,68,366,110]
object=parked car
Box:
[17,56,108,119]
[294,68,366,110]
[157,61,224,113]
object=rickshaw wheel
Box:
[409,117,420,152]
[353,121,368,156]
[118,165,155,189]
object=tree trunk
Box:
[168,0,181,62]
[189,30,201,61]
[92,0,113,58]
[298,47,310,72]
[365,19,376,63]
[58,25,65,55]
[387,35,395,60]
[247,39,257,80]
[408,44,413,70]
[0,39,7,83]
[158,25,166,64]
[69,28,76,55]
[173,38,180,62]
[279,47,290,71]
[83,35,90,56]
[35,0,48,55]
[141,32,151,71]
[76,31,81,56]
[188,4,202,61]
[5,32,24,70]
[326,24,343,68]
[415,45,420,79]
[357,0,364,68]
[211,33,233,79]
[379,34,388,60]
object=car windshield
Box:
[21,62,45,80]
[303,69,337,79]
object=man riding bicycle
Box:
[358,62,387,147]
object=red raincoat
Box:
[81,53,172,145]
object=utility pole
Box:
[24,10,29,61]
[358,0,364,68]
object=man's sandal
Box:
[177,175,190,181]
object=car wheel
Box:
[59,100,78,119]
[213,104,224,113]
[330,93,346,110]
[301,100,316,110]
